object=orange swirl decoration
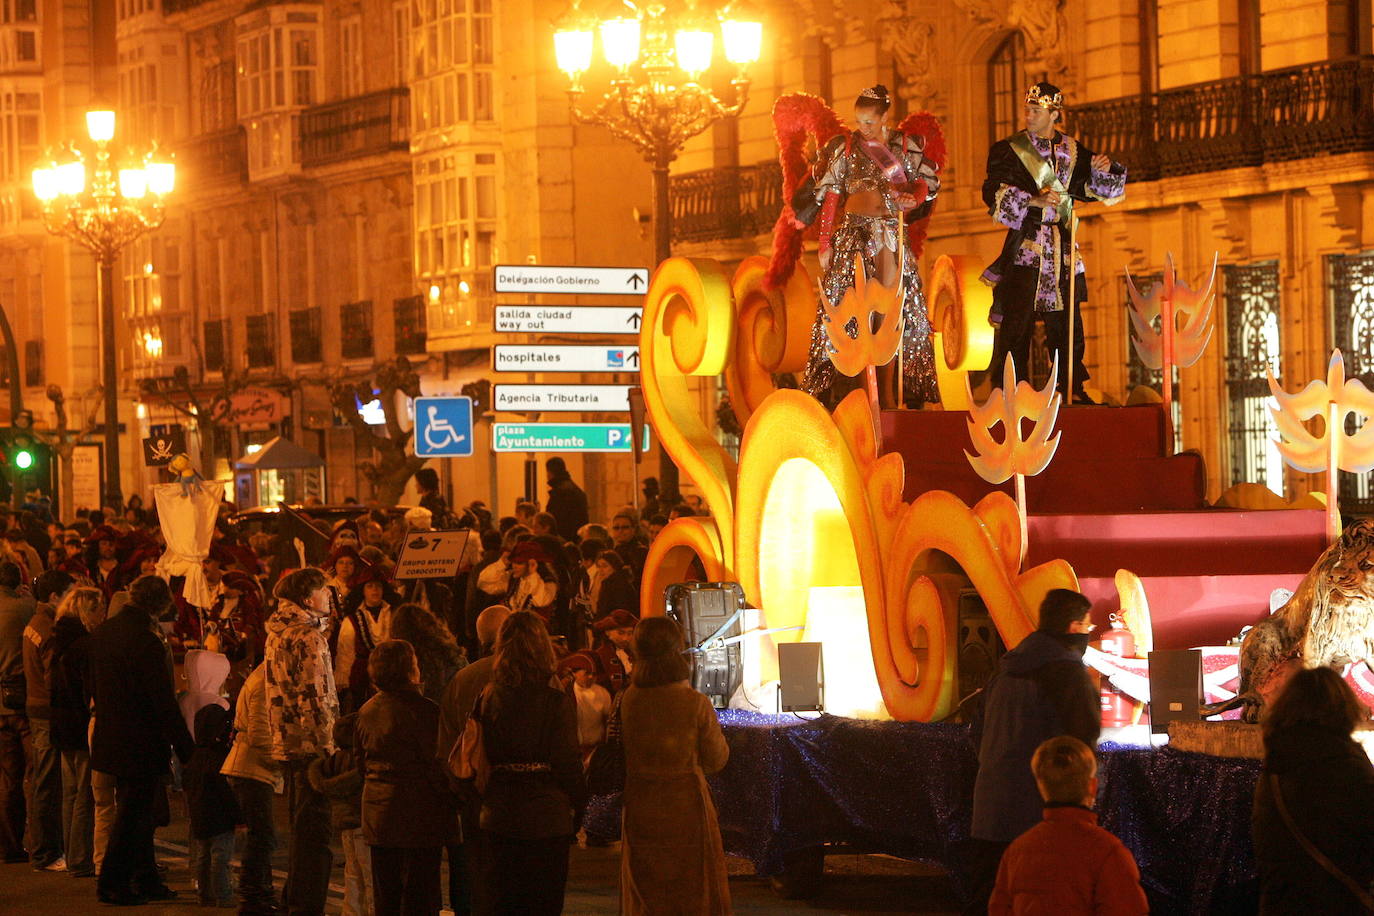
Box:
[723,256,814,428]
[638,258,739,616]
[926,255,995,410]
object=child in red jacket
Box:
[990,736,1149,915]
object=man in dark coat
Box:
[0,561,34,862]
[88,575,194,905]
[544,457,588,543]
[981,82,1126,402]
[965,588,1099,913]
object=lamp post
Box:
[554,0,762,504]
[32,110,175,510]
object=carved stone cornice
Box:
[876,1,941,110]
[952,0,1071,87]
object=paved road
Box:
[0,795,959,914]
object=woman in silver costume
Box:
[794,85,941,407]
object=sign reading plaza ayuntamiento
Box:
[491,423,651,453]
[493,264,648,296]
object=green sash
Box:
[1009,132,1076,230]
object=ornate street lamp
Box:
[32,110,175,509]
[554,0,763,501]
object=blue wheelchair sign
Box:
[414,397,474,457]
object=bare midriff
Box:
[844,189,887,217]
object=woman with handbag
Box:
[619,616,730,915]
[1253,666,1374,913]
[458,611,584,915]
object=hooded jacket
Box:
[22,600,56,716]
[1253,722,1374,913]
[179,649,230,737]
[48,615,93,751]
[221,664,280,787]
[264,599,339,761]
[972,629,1099,842]
[184,703,242,840]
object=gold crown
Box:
[1026,84,1063,111]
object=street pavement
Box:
[0,796,960,914]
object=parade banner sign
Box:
[491,423,650,453]
[493,264,648,296]
[394,529,474,579]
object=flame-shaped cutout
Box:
[963,354,1063,484]
[822,253,905,377]
[723,256,814,429]
[1126,252,1217,370]
[1268,349,1374,474]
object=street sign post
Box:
[493,385,632,412]
[413,396,474,457]
[493,305,642,334]
[493,264,648,296]
[394,529,475,579]
[491,423,651,453]
[493,344,640,373]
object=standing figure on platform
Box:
[981,82,1127,403]
[793,85,942,408]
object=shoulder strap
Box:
[1008,132,1062,194]
[1269,773,1374,910]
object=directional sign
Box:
[491,423,652,453]
[413,396,474,457]
[493,384,633,412]
[494,345,639,373]
[394,529,475,579]
[493,264,649,296]
[494,305,642,334]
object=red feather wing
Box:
[765,93,846,289]
[896,111,946,259]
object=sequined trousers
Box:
[802,212,940,405]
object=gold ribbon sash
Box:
[1008,132,1076,230]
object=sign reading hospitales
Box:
[491,423,651,453]
[493,385,632,412]
[413,396,474,458]
[394,529,475,580]
[493,305,642,334]
[493,264,648,296]
[493,345,640,373]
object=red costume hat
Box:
[509,541,551,565]
[593,609,638,632]
[557,651,598,675]
[85,524,118,545]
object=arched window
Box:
[987,31,1026,143]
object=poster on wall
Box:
[71,444,102,512]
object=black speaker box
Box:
[1148,649,1203,734]
[664,582,746,708]
[778,642,824,712]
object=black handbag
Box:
[0,672,25,711]
[585,692,625,796]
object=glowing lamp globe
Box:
[146,160,176,195]
[55,161,85,196]
[554,26,594,77]
[674,28,714,77]
[119,168,148,200]
[31,167,57,202]
[86,110,116,143]
[600,17,641,69]
[721,17,762,65]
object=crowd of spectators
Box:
[0,462,728,914]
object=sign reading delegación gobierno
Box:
[491,423,651,453]
[493,264,649,296]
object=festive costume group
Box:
[981,82,1127,398]
[769,81,1126,407]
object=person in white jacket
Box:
[221,663,281,915]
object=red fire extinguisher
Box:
[1095,613,1137,728]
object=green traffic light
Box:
[14,450,32,470]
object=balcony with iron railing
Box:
[1073,56,1374,182]
[300,88,409,169]
[670,160,782,245]
[175,127,248,187]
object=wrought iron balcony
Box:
[176,128,247,186]
[670,161,782,244]
[300,88,409,168]
[1073,56,1374,182]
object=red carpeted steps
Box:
[881,404,1327,646]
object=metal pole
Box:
[98,256,122,509]
[651,159,680,505]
